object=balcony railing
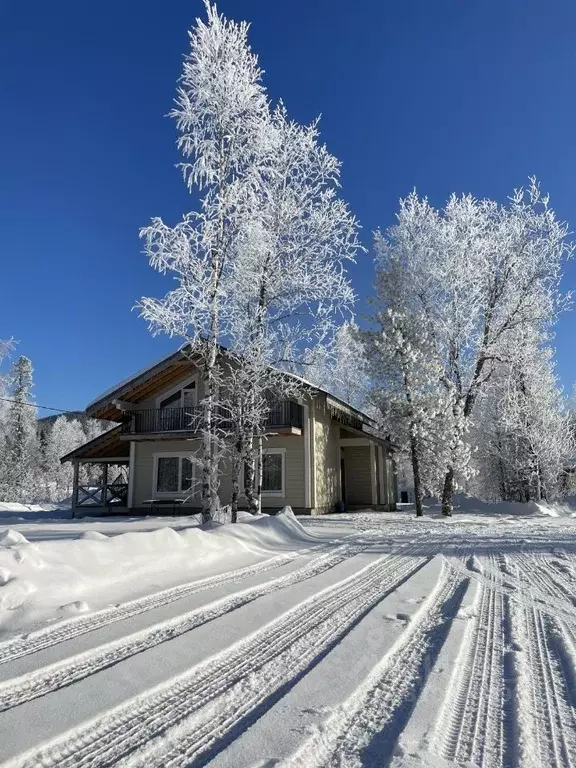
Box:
[121,400,303,436]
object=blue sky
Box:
[1,0,575,413]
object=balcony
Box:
[120,400,303,437]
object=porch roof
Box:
[60,426,129,463]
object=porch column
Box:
[378,445,386,506]
[72,462,79,515]
[101,462,108,506]
[370,443,378,506]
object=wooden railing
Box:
[77,483,129,507]
[121,401,303,436]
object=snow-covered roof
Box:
[85,352,182,410]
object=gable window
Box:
[158,379,198,410]
[157,378,199,431]
[155,455,194,495]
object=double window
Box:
[155,455,194,495]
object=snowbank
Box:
[0,509,316,625]
[0,501,72,523]
[416,494,576,518]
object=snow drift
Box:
[0,501,72,523]
[0,509,316,627]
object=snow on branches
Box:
[365,179,573,514]
[138,3,360,518]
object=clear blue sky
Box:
[1,0,575,413]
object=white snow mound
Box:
[0,529,30,548]
[0,509,315,629]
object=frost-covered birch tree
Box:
[138,2,269,522]
[369,180,571,515]
[227,104,360,512]
[362,239,459,517]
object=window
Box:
[155,455,195,495]
[156,457,179,492]
[244,449,285,497]
[158,379,197,410]
[157,379,199,432]
[262,453,283,493]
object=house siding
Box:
[131,434,305,512]
[312,397,340,514]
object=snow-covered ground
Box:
[0,504,575,767]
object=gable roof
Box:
[85,345,378,429]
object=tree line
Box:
[0,349,108,504]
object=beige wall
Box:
[131,433,305,511]
[312,397,340,513]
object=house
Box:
[61,349,398,516]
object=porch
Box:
[61,426,131,517]
[339,438,397,511]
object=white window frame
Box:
[152,452,196,497]
[155,375,199,409]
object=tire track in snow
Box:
[5,550,428,768]
[0,553,294,665]
[515,554,576,611]
[0,535,376,712]
[279,561,467,768]
[435,555,513,768]
[509,596,576,767]
[0,537,353,666]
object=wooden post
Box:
[370,443,378,506]
[72,462,79,518]
[102,463,108,508]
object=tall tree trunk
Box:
[244,437,259,514]
[256,435,263,513]
[201,335,218,524]
[441,466,454,516]
[409,430,424,517]
[230,446,240,524]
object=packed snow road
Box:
[0,508,575,767]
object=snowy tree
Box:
[362,305,460,516]
[227,105,360,511]
[139,5,360,520]
[0,356,39,503]
[369,180,572,515]
[42,416,86,501]
[470,337,574,502]
[138,2,269,522]
[307,322,370,411]
[78,418,113,487]
[0,338,16,464]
